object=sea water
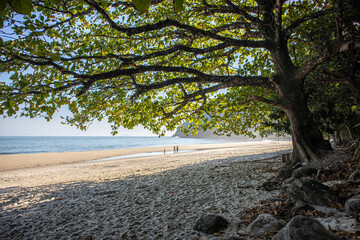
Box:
[0,136,236,155]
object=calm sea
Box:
[0,136,236,155]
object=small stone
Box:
[193,215,228,234]
[246,214,286,236]
[221,237,244,240]
[281,177,296,193]
[344,194,360,215]
[291,200,315,213]
[291,166,318,179]
[348,170,360,180]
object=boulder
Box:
[193,215,228,234]
[272,215,340,240]
[344,194,360,215]
[291,167,318,179]
[286,177,339,206]
[348,170,360,180]
[246,214,286,236]
[274,163,302,182]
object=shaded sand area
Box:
[1,141,292,239]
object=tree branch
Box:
[242,94,279,106]
[85,0,267,48]
[223,0,261,24]
[297,39,360,80]
[284,5,351,39]
[275,0,282,44]
[41,7,94,31]
[130,75,271,100]
[0,48,82,78]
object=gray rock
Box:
[291,200,314,214]
[348,170,360,180]
[291,167,318,179]
[345,194,360,215]
[220,237,244,240]
[286,177,339,206]
[274,163,302,181]
[193,215,228,234]
[272,215,340,240]
[281,177,296,193]
[247,214,286,236]
[316,215,360,233]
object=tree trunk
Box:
[275,74,332,164]
[285,104,332,164]
[267,34,332,163]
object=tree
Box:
[307,50,360,144]
[0,0,359,163]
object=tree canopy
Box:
[0,0,359,162]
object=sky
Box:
[0,71,170,137]
[0,115,162,136]
[0,111,166,136]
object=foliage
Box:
[0,0,359,140]
[0,0,33,29]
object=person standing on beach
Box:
[176,146,179,153]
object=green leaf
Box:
[0,0,7,12]
[50,54,61,61]
[10,0,33,14]
[132,0,151,11]
[9,99,15,107]
[173,0,185,12]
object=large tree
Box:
[0,0,359,162]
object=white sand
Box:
[0,141,292,239]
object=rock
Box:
[281,177,296,193]
[322,180,347,188]
[348,170,360,180]
[220,237,244,240]
[286,177,339,206]
[246,214,286,236]
[262,180,281,191]
[274,163,302,181]
[291,200,314,214]
[272,215,340,240]
[316,216,360,233]
[193,215,229,234]
[344,194,360,215]
[291,166,318,179]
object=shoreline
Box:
[0,141,292,172]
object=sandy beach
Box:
[1,141,292,239]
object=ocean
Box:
[0,136,237,155]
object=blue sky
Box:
[0,113,162,136]
[0,114,165,136]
